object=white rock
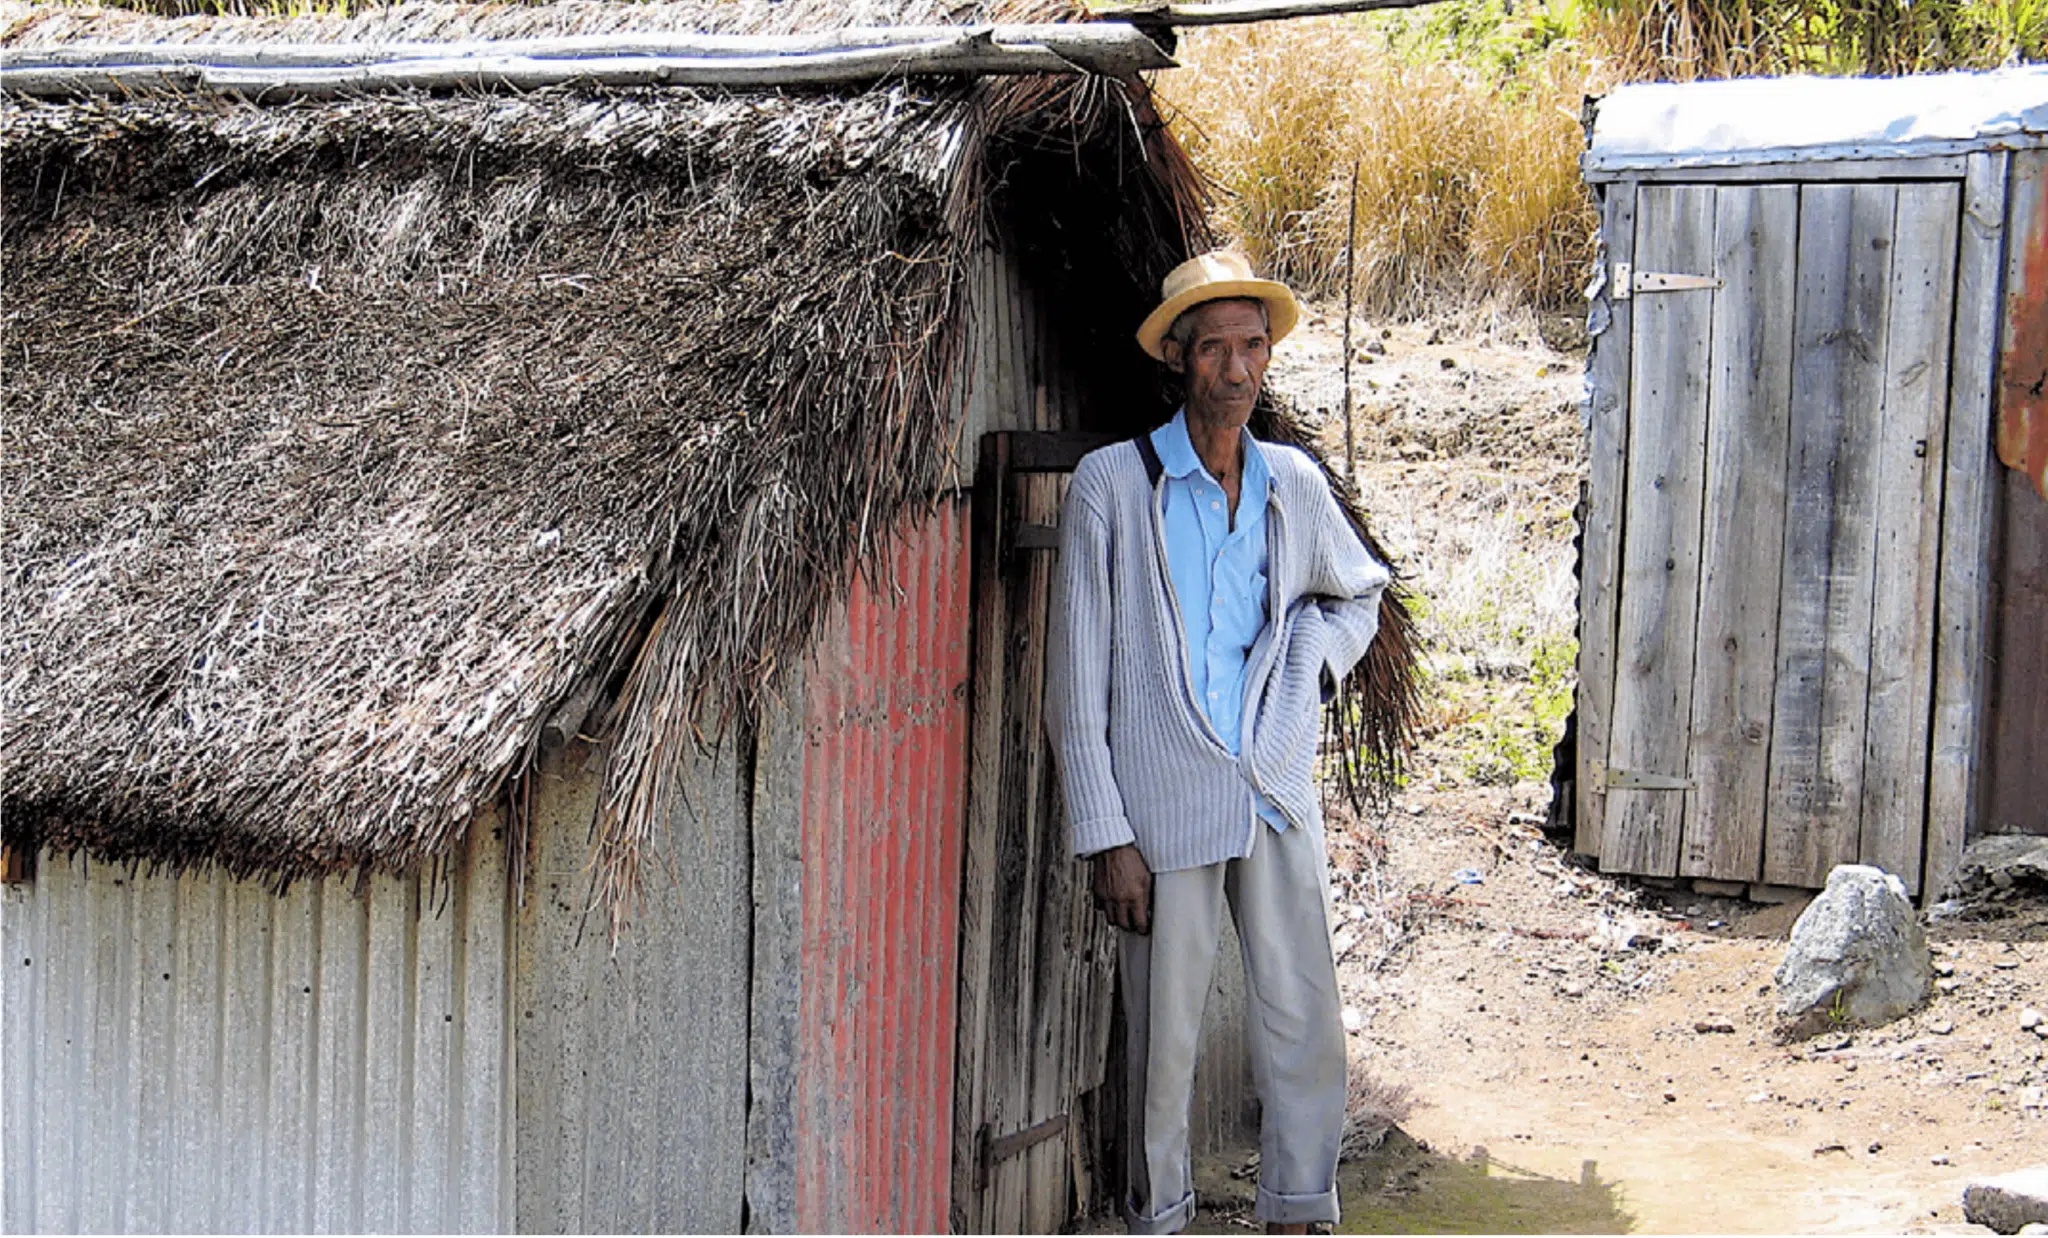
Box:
[1964,1167,2048,1234]
[2021,1008,2043,1032]
[1775,865,1931,1036]
[1341,1005,1364,1033]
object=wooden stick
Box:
[0,24,1171,72]
[1343,159,1360,480]
[1099,0,1449,25]
[0,27,1174,98]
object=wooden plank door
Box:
[1600,180,1962,892]
[953,430,1124,1234]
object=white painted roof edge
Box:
[1586,66,2048,171]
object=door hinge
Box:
[1612,263,1723,300]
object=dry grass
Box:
[1342,1053,1418,1157]
[1154,16,1603,319]
[1579,0,2048,79]
[1366,467,1580,786]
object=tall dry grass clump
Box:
[1579,0,2048,79]
[1156,17,1601,318]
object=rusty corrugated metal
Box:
[797,499,973,1234]
[1,821,513,1234]
[2001,148,2048,501]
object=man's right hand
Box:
[1091,844,1154,935]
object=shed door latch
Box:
[1612,263,1724,300]
[977,1113,1069,1188]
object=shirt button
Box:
[1210,501,1221,511]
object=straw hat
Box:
[1135,250,1302,361]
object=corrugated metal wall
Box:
[512,741,753,1234]
[794,498,974,1234]
[1,821,513,1233]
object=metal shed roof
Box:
[1586,66,2048,176]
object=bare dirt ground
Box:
[1311,787,2048,1235]
[1174,305,2048,1234]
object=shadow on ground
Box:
[1185,1129,1634,1235]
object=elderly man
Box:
[1047,251,1390,1235]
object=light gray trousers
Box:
[1119,821,1347,1234]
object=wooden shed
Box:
[1571,68,2048,901]
[0,2,1419,1231]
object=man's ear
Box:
[1160,338,1185,374]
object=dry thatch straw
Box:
[2,0,1419,929]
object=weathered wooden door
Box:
[951,430,1125,1234]
[1594,180,1963,893]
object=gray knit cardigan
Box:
[1045,437,1390,871]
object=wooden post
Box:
[1926,150,2012,898]
[1343,160,1360,480]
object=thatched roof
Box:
[2,0,1415,903]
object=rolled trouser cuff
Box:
[1257,1184,1340,1226]
[1125,1189,1196,1235]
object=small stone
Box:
[1746,1091,1772,1104]
[1934,960,1957,977]
[1940,978,1966,994]
[2016,1224,2048,1236]
[1869,1142,1885,1154]
[1933,1154,1951,1166]
[1695,1021,1736,1034]
[1663,1092,1677,1103]
[1439,357,1457,370]
[1561,981,1586,998]
[2021,1008,2043,1031]
[1341,1005,1364,1033]
[1934,1021,1956,1036]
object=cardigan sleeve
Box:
[1045,462,1138,858]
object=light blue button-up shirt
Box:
[1151,410,1288,831]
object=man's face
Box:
[1162,298,1270,429]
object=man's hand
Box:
[1091,844,1153,935]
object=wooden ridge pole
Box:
[0,24,1175,99]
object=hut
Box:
[0,2,1419,1232]
[1569,67,2048,903]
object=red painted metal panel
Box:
[2001,149,2048,501]
[796,499,973,1234]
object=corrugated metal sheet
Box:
[797,499,973,1234]
[1,820,513,1234]
[512,741,752,1234]
[1587,66,2048,176]
[2001,147,2048,500]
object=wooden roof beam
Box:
[0,24,1175,99]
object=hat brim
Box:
[1136,278,1302,361]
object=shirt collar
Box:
[1151,409,1271,495]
